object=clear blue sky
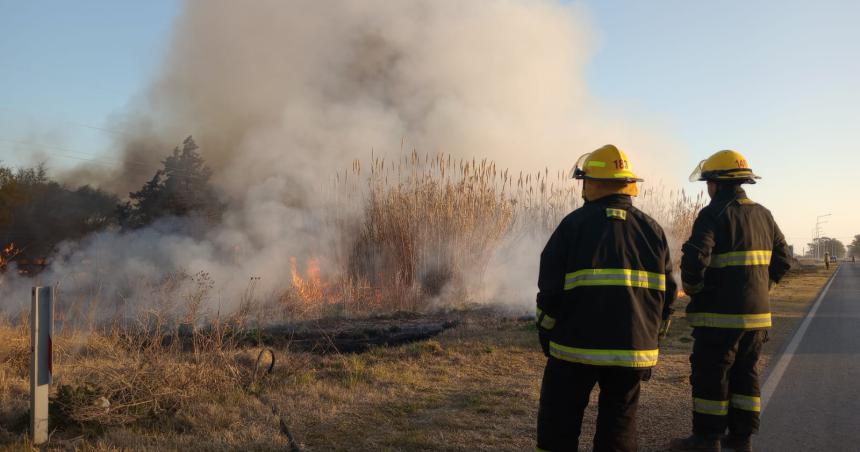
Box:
[1,0,858,252]
[585,0,860,252]
[0,1,176,167]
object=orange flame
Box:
[290,256,325,303]
[0,242,21,270]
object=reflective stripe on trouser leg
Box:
[694,398,729,416]
[728,330,765,436]
[690,328,742,435]
[686,312,772,329]
[730,394,761,412]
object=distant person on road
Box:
[853,255,856,264]
[670,150,792,452]
[825,252,831,270]
[535,144,677,452]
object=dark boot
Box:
[669,434,721,451]
[721,434,752,452]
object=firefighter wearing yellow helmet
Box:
[671,150,792,452]
[688,149,761,184]
[536,144,677,451]
[570,144,643,199]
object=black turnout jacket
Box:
[536,194,677,368]
[681,186,792,329]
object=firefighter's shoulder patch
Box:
[606,208,627,220]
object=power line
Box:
[0,106,136,138]
[0,106,212,140]
[0,107,206,176]
[0,139,150,168]
[0,139,205,178]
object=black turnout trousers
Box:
[690,328,767,436]
[537,358,650,452]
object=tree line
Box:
[849,235,860,258]
[0,136,221,272]
[804,235,860,259]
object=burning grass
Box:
[275,152,705,319]
[0,152,708,448]
[274,151,581,318]
[0,152,704,327]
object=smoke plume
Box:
[4,0,684,316]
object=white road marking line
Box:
[760,265,842,413]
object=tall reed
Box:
[311,150,703,315]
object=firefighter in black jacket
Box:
[670,150,792,452]
[536,144,677,452]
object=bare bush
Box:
[10,279,271,430]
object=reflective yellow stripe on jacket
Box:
[535,307,556,330]
[687,312,772,329]
[549,342,659,368]
[709,250,772,268]
[564,268,666,291]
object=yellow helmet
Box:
[570,144,643,182]
[689,150,761,183]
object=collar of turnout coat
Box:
[712,184,748,203]
[584,193,633,208]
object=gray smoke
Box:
[3,0,684,316]
[98,0,681,196]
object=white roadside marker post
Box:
[30,286,53,445]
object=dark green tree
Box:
[805,237,845,259]
[121,136,222,229]
[119,171,165,229]
[848,234,860,257]
[0,163,118,266]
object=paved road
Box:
[759,263,860,451]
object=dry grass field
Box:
[0,266,833,451]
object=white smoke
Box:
[3,0,684,317]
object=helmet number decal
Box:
[735,159,748,168]
[613,159,629,170]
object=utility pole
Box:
[815,214,831,260]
